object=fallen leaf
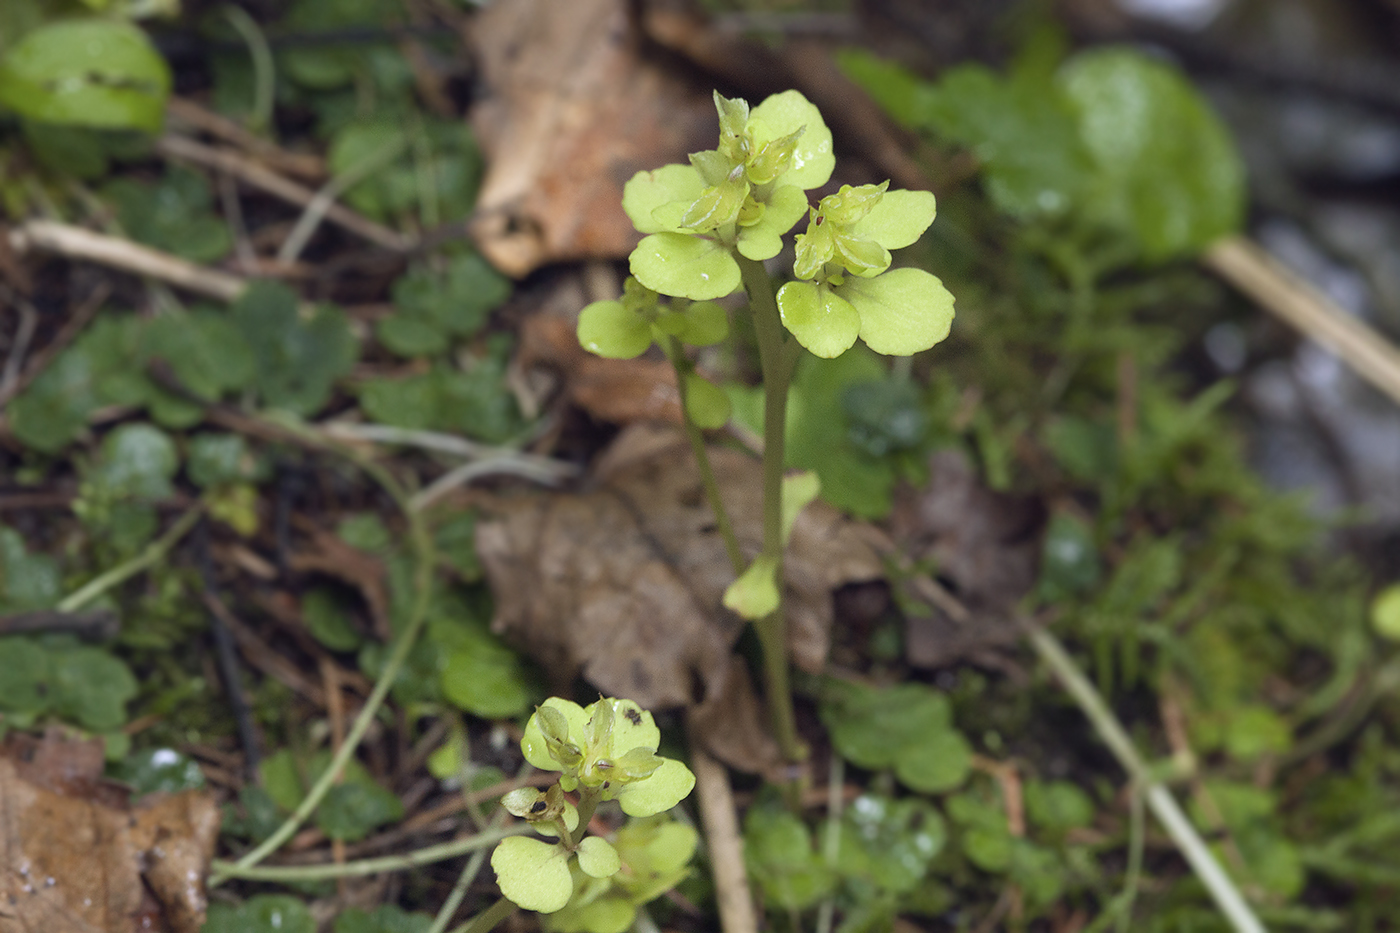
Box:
[520,314,683,427]
[475,424,883,771]
[888,450,1046,668]
[0,731,219,933]
[464,0,715,277]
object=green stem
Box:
[211,417,438,887]
[661,334,744,575]
[456,897,518,933]
[209,825,526,883]
[57,504,203,613]
[569,786,604,848]
[738,255,805,765]
[1025,623,1264,933]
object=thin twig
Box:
[1204,235,1400,408]
[165,96,324,180]
[688,736,758,933]
[0,288,37,404]
[1023,621,1267,933]
[157,134,414,253]
[7,221,246,301]
[277,136,408,263]
[57,504,204,613]
[210,825,527,883]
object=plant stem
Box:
[209,825,526,883]
[661,334,744,575]
[569,786,604,848]
[456,897,518,933]
[211,416,438,887]
[57,503,203,612]
[738,255,805,765]
[1025,623,1265,933]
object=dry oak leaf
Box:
[476,424,883,759]
[0,733,219,933]
[463,0,715,277]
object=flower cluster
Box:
[777,181,953,358]
[621,90,834,301]
[491,698,696,916]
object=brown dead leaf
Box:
[888,450,1046,669]
[520,314,683,426]
[0,732,219,933]
[476,424,883,772]
[464,0,715,277]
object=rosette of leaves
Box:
[819,681,974,794]
[776,181,955,358]
[490,697,696,914]
[622,90,835,300]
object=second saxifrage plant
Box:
[577,89,956,762]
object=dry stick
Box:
[7,221,246,301]
[197,520,263,779]
[1023,621,1266,933]
[688,739,759,933]
[165,96,325,180]
[1204,235,1400,408]
[156,134,414,253]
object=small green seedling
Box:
[577,90,955,762]
[489,697,695,919]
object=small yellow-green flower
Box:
[520,697,696,817]
[777,182,955,358]
[622,90,834,301]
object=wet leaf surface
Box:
[0,731,218,933]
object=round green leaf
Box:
[1059,47,1244,260]
[0,638,51,714]
[51,645,137,732]
[852,188,936,250]
[682,373,731,429]
[749,90,834,191]
[622,164,705,234]
[839,267,955,356]
[723,554,780,621]
[673,301,728,347]
[205,895,315,933]
[737,184,809,261]
[92,423,178,500]
[594,697,661,758]
[0,20,171,131]
[440,644,530,719]
[630,233,740,301]
[492,836,573,913]
[617,757,696,817]
[893,727,973,794]
[577,300,652,359]
[1370,584,1400,641]
[577,836,622,879]
[776,281,860,359]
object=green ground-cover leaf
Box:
[0,636,138,732]
[358,345,526,444]
[820,794,946,895]
[206,895,315,933]
[820,681,972,794]
[0,19,171,131]
[113,746,206,794]
[103,166,231,262]
[0,525,61,612]
[231,280,358,416]
[259,747,403,842]
[744,801,835,911]
[333,905,432,933]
